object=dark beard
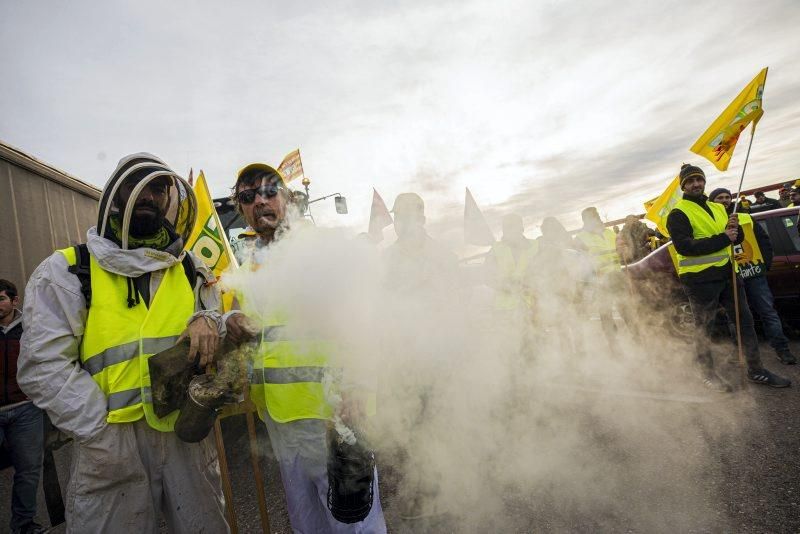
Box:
[129,211,165,237]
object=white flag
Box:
[368,189,393,241]
[464,188,495,246]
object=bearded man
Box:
[18,153,230,533]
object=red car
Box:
[625,207,800,336]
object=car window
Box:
[778,215,800,252]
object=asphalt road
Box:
[3,340,800,533]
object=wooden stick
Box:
[244,390,272,533]
[729,254,748,387]
[213,417,239,534]
[730,123,758,388]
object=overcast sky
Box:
[2,0,799,237]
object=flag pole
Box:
[729,123,758,387]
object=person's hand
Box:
[179,316,219,369]
[226,313,259,346]
[725,227,738,242]
[337,392,367,426]
[727,214,739,229]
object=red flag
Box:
[187,168,194,186]
[368,189,393,242]
[464,188,495,246]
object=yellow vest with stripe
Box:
[238,258,333,423]
[249,321,334,423]
[490,240,538,310]
[673,199,732,276]
[58,246,195,431]
[575,228,620,274]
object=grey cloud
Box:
[2,0,800,234]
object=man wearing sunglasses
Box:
[225,163,387,533]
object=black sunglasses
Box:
[237,183,282,204]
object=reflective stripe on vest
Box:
[673,200,732,276]
[82,336,180,375]
[58,247,195,431]
[249,336,334,423]
[236,275,333,423]
[251,366,328,385]
[239,257,375,423]
[491,240,538,310]
[575,229,620,274]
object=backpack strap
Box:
[182,253,197,290]
[181,253,207,310]
[66,244,92,308]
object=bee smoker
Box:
[174,373,239,443]
[326,424,376,524]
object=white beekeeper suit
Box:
[18,153,229,534]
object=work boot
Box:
[702,371,733,393]
[775,348,797,365]
[747,368,792,388]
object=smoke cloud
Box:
[224,214,752,532]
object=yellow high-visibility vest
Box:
[238,257,333,423]
[673,199,732,276]
[239,251,378,423]
[490,240,538,310]
[575,228,620,274]
[59,246,195,431]
[249,323,334,423]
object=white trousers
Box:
[263,414,387,534]
[65,420,229,534]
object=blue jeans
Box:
[0,402,44,531]
[744,275,790,353]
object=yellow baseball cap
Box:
[236,162,286,185]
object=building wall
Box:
[0,142,100,294]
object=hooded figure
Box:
[18,153,230,533]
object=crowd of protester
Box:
[2,154,799,532]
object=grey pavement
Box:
[3,340,800,533]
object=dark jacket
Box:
[666,193,743,283]
[1,311,27,406]
[749,197,781,213]
[752,216,774,270]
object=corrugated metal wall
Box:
[0,142,100,293]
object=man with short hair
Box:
[708,188,797,365]
[666,164,790,391]
[750,190,781,212]
[574,207,634,348]
[225,163,387,533]
[382,192,458,522]
[789,188,800,208]
[486,214,537,313]
[18,153,229,532]
[1,279,46,534]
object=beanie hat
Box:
[679,163,705,188]
[708,188,731,202]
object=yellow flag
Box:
[690,68,768,171]
[644,176,682,236]
[184,171,238,279]
[277,149,305,183]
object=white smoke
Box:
[223,216,751,532]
